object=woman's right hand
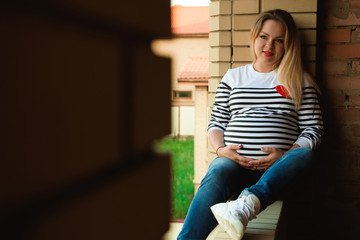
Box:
[217,144,254,169]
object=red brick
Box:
[334,108,360,122]
[323,60,349,74]
[351,28,360,43]
[325,76,360,90]
[347,138,360,150]
[327,92,347,107]
[324,28,352,43]
[326,43,360,58]
[326,11,360,27]
[351,124,360,137]
[350,0,360,8]
[349,95,360,106]
[352,60,360,73]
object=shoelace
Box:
[228,198,256,226]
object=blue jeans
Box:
[177,147,313,240]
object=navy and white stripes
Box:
[208,65,323,159]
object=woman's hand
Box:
[217,144,255,169]
[248,147,285,171]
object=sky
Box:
[171,0,210,6]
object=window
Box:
[173,91,192,99]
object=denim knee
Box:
[201,157,239,189]
[288,147,313,166]
[291,147,313,156]
[277,147,314,174]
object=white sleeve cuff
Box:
[294,138,313,150]
[208,127,225,135]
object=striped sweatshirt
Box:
[208,64,324,159]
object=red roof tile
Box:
[171,5,209,35]
[178,56,209,84]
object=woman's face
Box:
[253,19,285,72]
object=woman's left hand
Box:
[247,147,285,171]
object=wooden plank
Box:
[242,235,276,240]
[250,218,278,224]
[244,229,275,235]
[247,222,277,230]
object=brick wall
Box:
[314,0,360,238]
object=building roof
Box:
[171,5,209,35]
[178,56,209,85]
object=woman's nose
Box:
[266,40,274,48]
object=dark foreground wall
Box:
[0,1,171,239]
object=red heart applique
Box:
[276,85,290,98]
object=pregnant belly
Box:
[224,119,299,159]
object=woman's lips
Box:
[263,51,273,57]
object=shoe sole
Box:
[210,205,244,240]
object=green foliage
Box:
[155,137,194,219]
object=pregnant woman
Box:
[177,9,323,240]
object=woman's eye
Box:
[275,39,284,43]
[259,35,267,39]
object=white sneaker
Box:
[210,194,260,240]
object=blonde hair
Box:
[249,9,320,108]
